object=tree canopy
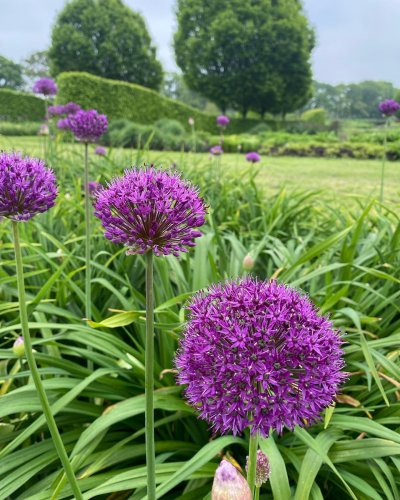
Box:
[49,0,163,89]
[0,55,24,90]
[174,0,314,116]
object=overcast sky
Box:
[1,0,399,86]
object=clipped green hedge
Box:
[56,72,261,133]
[0,89,45,122]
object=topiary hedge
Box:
[0,89,45,122]
[56,72,262,134]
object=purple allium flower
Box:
[48,105,64,117]
[210,145,223,156]
[378,99,400,117]
[246,450,270,487]
[94,146,107,156]
[0,152,57,221]
[68,109,108,143]
[212,460,251,500]
[176,278,346,436]
[94,166,206,257]
[12,336,25,357]
[57,118,71,131]
[62,102,81,115]
[88,181,101,196]
[246,152,261,163]
[217,115,230,127]
[32,77,57,96]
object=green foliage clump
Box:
[174,0,314,116]
[49,0,163,89]
[301,108,327,125]
[0,88,45,122]
[0,121,42,136]
[0,55,24,89]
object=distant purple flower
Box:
[176,278,346,436]
[212,460,251,500]
[94,146,106,156]
[88,181,101,196]
[57,118,71,131]
[210,145,223,156]
[63,102,81,115]
[38,124,49,136]
[48,105,64,117]
[217,115,230,127]
[246,450,270,487]
[94,167,206,257]
[0,152,57,221]
[68,109,108,143]
[246,152,261,163]
[378,99,400,117]
[32,77,57,97]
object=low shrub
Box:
[0,121,42,136]
[0,88,45,122]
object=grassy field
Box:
[1,135,399,203]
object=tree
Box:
[162,72,209,111]
[49,0,163,89]
[0,55,24,89]
[174,0,314,117]
[23,51,50,81]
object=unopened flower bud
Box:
[188,117,195,126]
[246,450,270,487]
[212,460,251,500]
[12,336,25,357]
[243,254,255,271]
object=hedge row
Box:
[56,72,263,134]
[0,89,45,122]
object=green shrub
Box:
[155,118,186,136]
[0,121,42,136]
[301,108,327,125]
[0,89,45,122]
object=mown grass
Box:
[0,136,399,499]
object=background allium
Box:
[246,152,261,163]
[62,102,81,115]
[0,152,57,221]
[57,118,71,131]
[94,146,107,156]
[88,181,101,196]
[94,167,206,256]
[48,105,64,117]
[246,450,270,486]
[68,109,108,143]
[217,115,230,127]
[176,278,346,436]
[210,145,223,155]
[378,99,400,116]
[38,124,49,136]
[32,77,57,96]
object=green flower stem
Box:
[247,432,258,496]
[145,250,156,499]
[84,143,93,371]
[380,118,388,203]
[12,221,83,500]
[255,486,260,500]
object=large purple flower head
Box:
[176,278,346,436]
[68,109,108,143]
[217,115,230,127]
[246,152,261,163]
[94,166,206,256]
[0,152,57,221]
[32,77,57,96]
[378,99,400,117]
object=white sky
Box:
[1,0,399,86]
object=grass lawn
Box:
[1,135,399,203]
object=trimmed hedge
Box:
[56,72,262,134]
[0,89,45,122]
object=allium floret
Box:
[176,278,346,436]
[378,99,400,116]
[68,109,108,143]
[32,77,57,96]
[94,166,206,256]
[0,152,57,221]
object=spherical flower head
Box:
[378,99,400,116]
[176,278,346,436]
[62,102,81,115]
[210,145,223,156]
[246,450,270,487]
[32,77,57,96]
[12,336,25,357]
[94,146,107,156]
[68,109,108,143]
[0,152,57,221]
[217,115,230,127]
[246,152,261,163]
[48,105,64,117]
[88,181,101,197]
[94,166,207,257]
[211,460,251,500]
[57,118,71,131]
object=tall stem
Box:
[145,250,156,499]
[247,432,258,497]
[84,143,93,371]
[12,221,83,500]
[380,118,388,203]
